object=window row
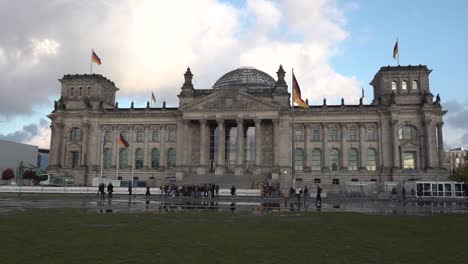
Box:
[295,127,377,141]
[104,129,176,143]
[391,80,418,91]
[294,148,377,172]
[103,148,176,169]
[69,86,93,97]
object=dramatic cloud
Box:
[0,118,48,144]
[1,0,362,147]
[442,99,468,149]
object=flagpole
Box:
[131,141,135,189]
[116,148,120,181]
[100,134,104,183]
[397,37,400,66]
[291,68,296,189]
[90,50,93,74]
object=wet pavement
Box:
[1,194,468,215]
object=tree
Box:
[2,168,14,181]
[22,170,40,185]
[449,167,468,182]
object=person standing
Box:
[303,186,309,206]
[128,185,133,196]
[316,185,322,208]
[146,186,151,197]
[107,183,114,199]
[282,188,289,208]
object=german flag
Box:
[92,50,101,65]
[151,92,156,104]
[292,73,309,108]
[119,133,129,148]
[393,39,399,60]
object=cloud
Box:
[0,118,48,144]
[441,98,468,149]
[1,0,363,147]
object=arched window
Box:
[348,126,357,141]
[167,148,176,168]
[151,148,160,169]
[87,87,91,96]
[330,149,340,171]
[348,149,358,171]
[103,148,112,169]
[294,148,304,171]
[70,87,75,96]
[402,81,407,90]
[412,80,418,90]
[311,149,322,171]
[391,81,397,91]
[69,128,82,142]
[135,148,144,169]
[399,125,417,140]
[119,149,128,169]
[79,87,82,96]
[367,149,376,171]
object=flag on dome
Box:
[292,73,309,108]
[91,50,101,65]
[119,133,129,148]
[151,92,156,104]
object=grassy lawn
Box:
[0,209,467,264]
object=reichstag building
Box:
[47,65,448,191]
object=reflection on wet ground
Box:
[1,195,468,215]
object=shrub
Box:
[2,168,14,181]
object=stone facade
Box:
[47,65,448,190]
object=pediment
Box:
[181,89,279,112]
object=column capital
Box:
[436,122,444,127]
[236,118,244,125]
[199,119,207,125]
[216,119,224,125]
[358,122,367,128]
[254,118,262,124]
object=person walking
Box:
[230,185,236,197]
[128,185,133,196]
[146,186,151,197]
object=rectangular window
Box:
[294,129,304,141]
[349,128,357,141]
[403,152,416,169]
[330,128,338,141]
[367,128,376,141]
[71,151,80,168]
[152,130,159,142]
[168,130,176,142]
[104,131,111,142]
[312,129,320,141]
[136,131,144,142]
[332,179,339,185]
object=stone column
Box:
[272,119,279,168]
[144,125,150,169]
[215,119,226,175]
[359,123,366,170]
[235,118,245,175]
[198,119,207,175]
[424,119,433,168]
[254,119,262,174]
[81,123,90,168]
[128,126,134,169]
[322,124,329,170]
[50,123,64,168]
[437,122,444,168]
[392,120,400,168]
[340,123,347,170]
[160,125,166,170]
[113,127,119,168]
[304,123,311,171]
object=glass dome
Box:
[213,67,276,89]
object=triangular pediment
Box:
[181,89,279,112]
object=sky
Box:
[0,0,468,149]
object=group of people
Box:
[97,182,114,200]
[283,185,323,208]
[159,183,220,198]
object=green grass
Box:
[0,209,467,264]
